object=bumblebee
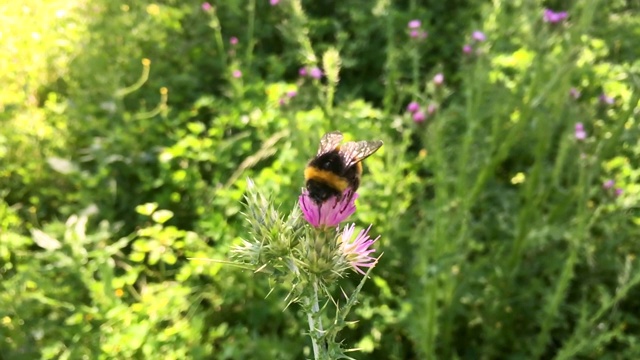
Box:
[304,131,383,204]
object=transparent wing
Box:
[339,140,383,168]
[317,131,344,155]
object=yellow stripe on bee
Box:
[304,167,349,191]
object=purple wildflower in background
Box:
[230,36,238,45]
[433,73,444,85]
[407,101,420,113]
[427,103,438,115]
[408,20,421,29]
[232,70,242,78]
[286,90,297,98]
[270,0,280,5]
[574,122,587,140]
[543,9,568,23]
[472,31,486,42]
[410,30,428,39]
[603,179,615,189]
[407,20,427,39]
[339,224,379,275]
[599,93,614,105]
[299,189,357,228]
[201,2,212,11]
[615,188,623,197]
[309,67,323,79]
[569,87,581,99]
[463,44,472,54]
[413,111,426,123]
[299,67,308,77]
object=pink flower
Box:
[406,101,420,113]
[339,224,379,275]
[299,189,357,228]
[603,179,615,189]
[309,67,323,79]
[286,90,297,98]
[299,67,308,77]
[427,103,437,115]
[433,73,444,85]
[599,93,614,105]
[232,70,242,78]
[408,20,421,29]
[472,31,486,42]
[574,122,587,140]
[569,87,581,99]
[463,44,472,54]
[543,9,568,23]
[270,0,280,5]
[230,36,238,45]
[201,2,212,11]
[615,188,623,197]
[410,29,428,39]
[413,111,426,123]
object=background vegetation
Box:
[1,0,639,358]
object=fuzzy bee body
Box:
[304,131,383,204]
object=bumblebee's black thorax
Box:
[305,151,362,203]
[308,151,345,175]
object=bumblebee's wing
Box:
[317,131,344,155]
[339,140,383,168]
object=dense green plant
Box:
[1,0,639,359]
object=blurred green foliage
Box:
[1,0,640,359]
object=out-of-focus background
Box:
[1,0,639,358]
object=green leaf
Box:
[152,209,174,224]
[135,203,159,216]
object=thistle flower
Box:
[463,44,472,54]
[270,0,280,5]
[427,103,438,115]
[407,20,427,39]
[230,36,238,45]
[603,179,615,189]
[407,101,420,113]
[299,189,357,228]
[413,111,426,123]
[232,70,242,78]
[201,2,212,11]
[472,31,486,42]
[543,9,568,23]
[569,87,581,99]
[339,224,379,275]
[299,67,308,77]
[574,122,587,140]
[599,93,614,105]
[408,20,421,29]
[309,67,323,79]
[433,73,444,85]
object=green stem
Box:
[306,277,323,360]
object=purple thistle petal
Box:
[339,224,379,274]
[299,189,358,228]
